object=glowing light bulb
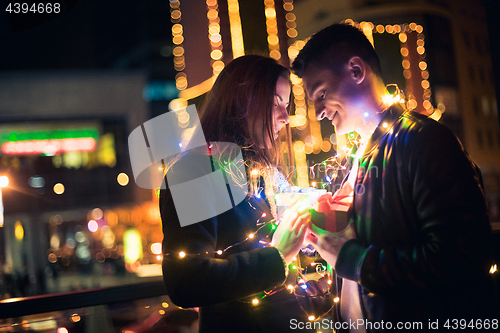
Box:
[334,297,340,303]
[252,298,259,305]
[382,94,393,105]
[0,176,9,187]
[88,220,98,233]
[308,315,315,321]
[287,284,294,290]
[248,233,254,239]
[150,243,162,255]
[490,264,497,274]
[382,122,388,128]
[53,183,65,195]
[261,212,267,217]
[301,284,308,290]
[179,251,186,258]
[217,250,223,255]
[117,173,129,186]
[363,112,369,117]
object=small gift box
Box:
[310,191,351,233]
[275,187,327,222]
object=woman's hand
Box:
[305,221,357,267]
[271,207,311,264]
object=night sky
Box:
[1,0,170,72]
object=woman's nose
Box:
[282,108,290,124]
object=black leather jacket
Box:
[335,105,498,329]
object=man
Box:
[293,23,498,331]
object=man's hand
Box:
[305,221,357,267]
[271,205,311,264]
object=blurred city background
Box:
[0,0,499,332]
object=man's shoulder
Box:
[398,110,458,141]
[394,111,467,157]
[402,110,444,130]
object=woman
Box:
[160,55,314,332]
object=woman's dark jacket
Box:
[160,150,317,332]
[335,105,498,330]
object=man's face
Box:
[302,63,361,135]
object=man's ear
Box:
[348,56,365,84]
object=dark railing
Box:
[0,280,168,320]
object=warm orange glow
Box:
[53,183,65,195]
[0,176,8,188]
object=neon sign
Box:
[0,124,100,156]
[2,137,96,155]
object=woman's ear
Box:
[348,56,365,84]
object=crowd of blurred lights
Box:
[45,201,162,276]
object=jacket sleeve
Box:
[160,184,287,308]
[335,124,494,296]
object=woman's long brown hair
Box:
[199,55,291,169]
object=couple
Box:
[160,24,498,332]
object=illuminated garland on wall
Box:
[283,0,297,40]
[206,0,225,75]
[264,0,281,60]
[344,19,436,119]
[170,0,187,92]
[227,0,245,58]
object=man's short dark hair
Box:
[292,23,382,79]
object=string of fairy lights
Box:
[163,197,338,321]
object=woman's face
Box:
[272,76,291,140]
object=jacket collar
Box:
[362,103,407,159]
